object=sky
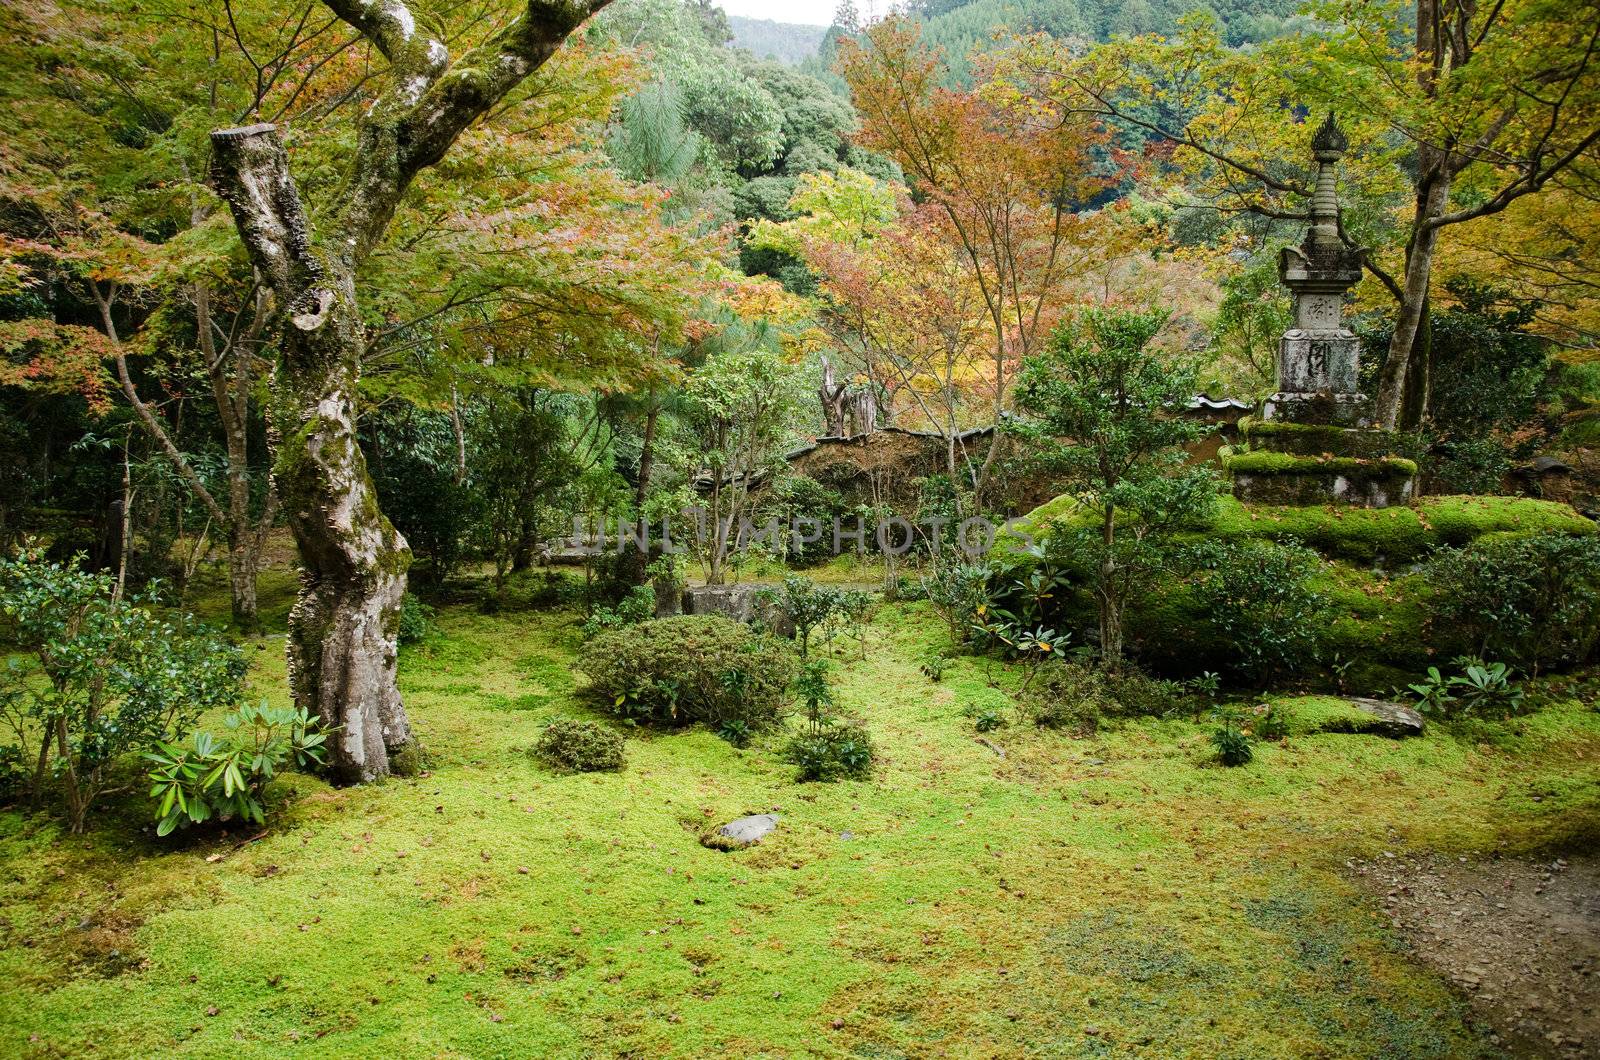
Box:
[715,0,843,27]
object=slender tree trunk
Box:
[196,281,273,631]
[1097,505,1122,668]
[1375,3,1450,430]
[449,384,467,487]
[617,388,659,587]
[114,430,133,605]
[1400,295,1433,432]
[1373,168,1450,428]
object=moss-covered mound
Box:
[1121,563,1431,690]
[991,492,1595,691]
[998,493,1594,567]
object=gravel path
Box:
[1354,853,1600,1056]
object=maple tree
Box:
[837,19,1129,502]
[1,0,732,781]
[751,169,994,488]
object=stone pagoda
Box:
[1227,113,1417,509]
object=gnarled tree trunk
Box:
[210,127,411,782]
[207,0,611,782]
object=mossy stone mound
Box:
[997,494,1595,569]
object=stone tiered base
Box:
[1226,417,1417,509]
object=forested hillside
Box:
[728,14,828,64]
[908,0,1309,79]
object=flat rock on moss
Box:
[1286,695,1424,737]
[1342,697,1425,737]
[703,813,779,850]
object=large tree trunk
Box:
[210,126,412,782]
[274,281,412,784]
[208,0,611,781]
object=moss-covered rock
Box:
[1281,696,1422,737]
[1222,450,1418,479]
[1238,417,1413,459]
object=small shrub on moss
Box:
[1018,660,1107,734]
[1101,668,1193,719]
[972,707,1007,732]
[533,718,625,773]
[1251,699,1292,741]
[147,703,329,835]
[759,575,844,657]
[1210,705,1254,766]
[1408,657,1525,719]
[784,722,875,782]
[578,616,797,730]
[918,648,952,682]
[921,561,994,641]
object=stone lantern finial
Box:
[1310,111,1348,159]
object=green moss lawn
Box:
[2,583,1598,1057]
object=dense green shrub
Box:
[1425,533,1600,673]
[1183,539,1330,686]
[1017,660,1106,735]
[783,722,875,781]
[146,703,328,836]
[0,552,246,832]
[580,584,656,638]
[532,718,626,773]
[366,408,480,584]
[398,592,437,644]
[577,616,797,730]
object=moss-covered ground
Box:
[2,582,1598,1057]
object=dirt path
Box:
[1354,854,1600,1056]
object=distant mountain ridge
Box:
[727,15,828,65]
